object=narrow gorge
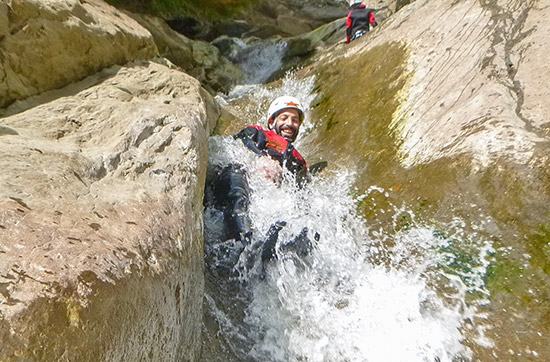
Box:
[1,0,549,360]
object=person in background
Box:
[346,1,378,43]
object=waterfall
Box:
[203,74,493,361]
[218,37,288,84]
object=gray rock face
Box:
[0,0,157,109]
[0,60,218,360]
[276,14,313,36]
[298,3,349,23]
[349,0,549,168]
[219,0,349,39]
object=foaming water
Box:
[203,75,493,361]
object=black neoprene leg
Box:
[214,164,253,242]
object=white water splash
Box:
[204,74,493,362]
[245,170,489,362]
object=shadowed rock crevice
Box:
[480,0,537,132]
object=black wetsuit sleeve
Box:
[234,127,267,156]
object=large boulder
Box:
[127,13,245,94]
[285,17,347,59]
[0,60,219,360]
[298,3,349,23]
[0,0,157,109]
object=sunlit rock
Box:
[0,60,218,360]
[276,15,313,36]
[310,0,549,169]
[0,0,157,108]
[300,1,550,356]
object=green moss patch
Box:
[304,43,409,191]
[526,223,550,274]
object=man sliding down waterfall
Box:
[206,96,325,275]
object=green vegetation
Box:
[153,0,252,19]
[107,0,253,19]
[485,240,550,331]
[527,223,550,274]
[486,258,524,295]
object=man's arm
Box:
[369,11,378,28]
[346,11,353,43]
[234,127,266,156]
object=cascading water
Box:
[220,37,288,84]
[203,74,494,361]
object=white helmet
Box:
[267,96,304,128]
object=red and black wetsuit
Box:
[346,4,378,44]
[208,126,307,242]
[234,125,307,175]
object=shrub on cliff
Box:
[107,0,253,19]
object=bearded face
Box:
[268,108,301,142]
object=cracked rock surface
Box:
[345,0,549,168]
[0,60,218,360]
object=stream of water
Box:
[202,71,495,361]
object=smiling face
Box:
[268,108,302,142]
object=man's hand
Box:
[234,128,267,156]
[308,161,328,175]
